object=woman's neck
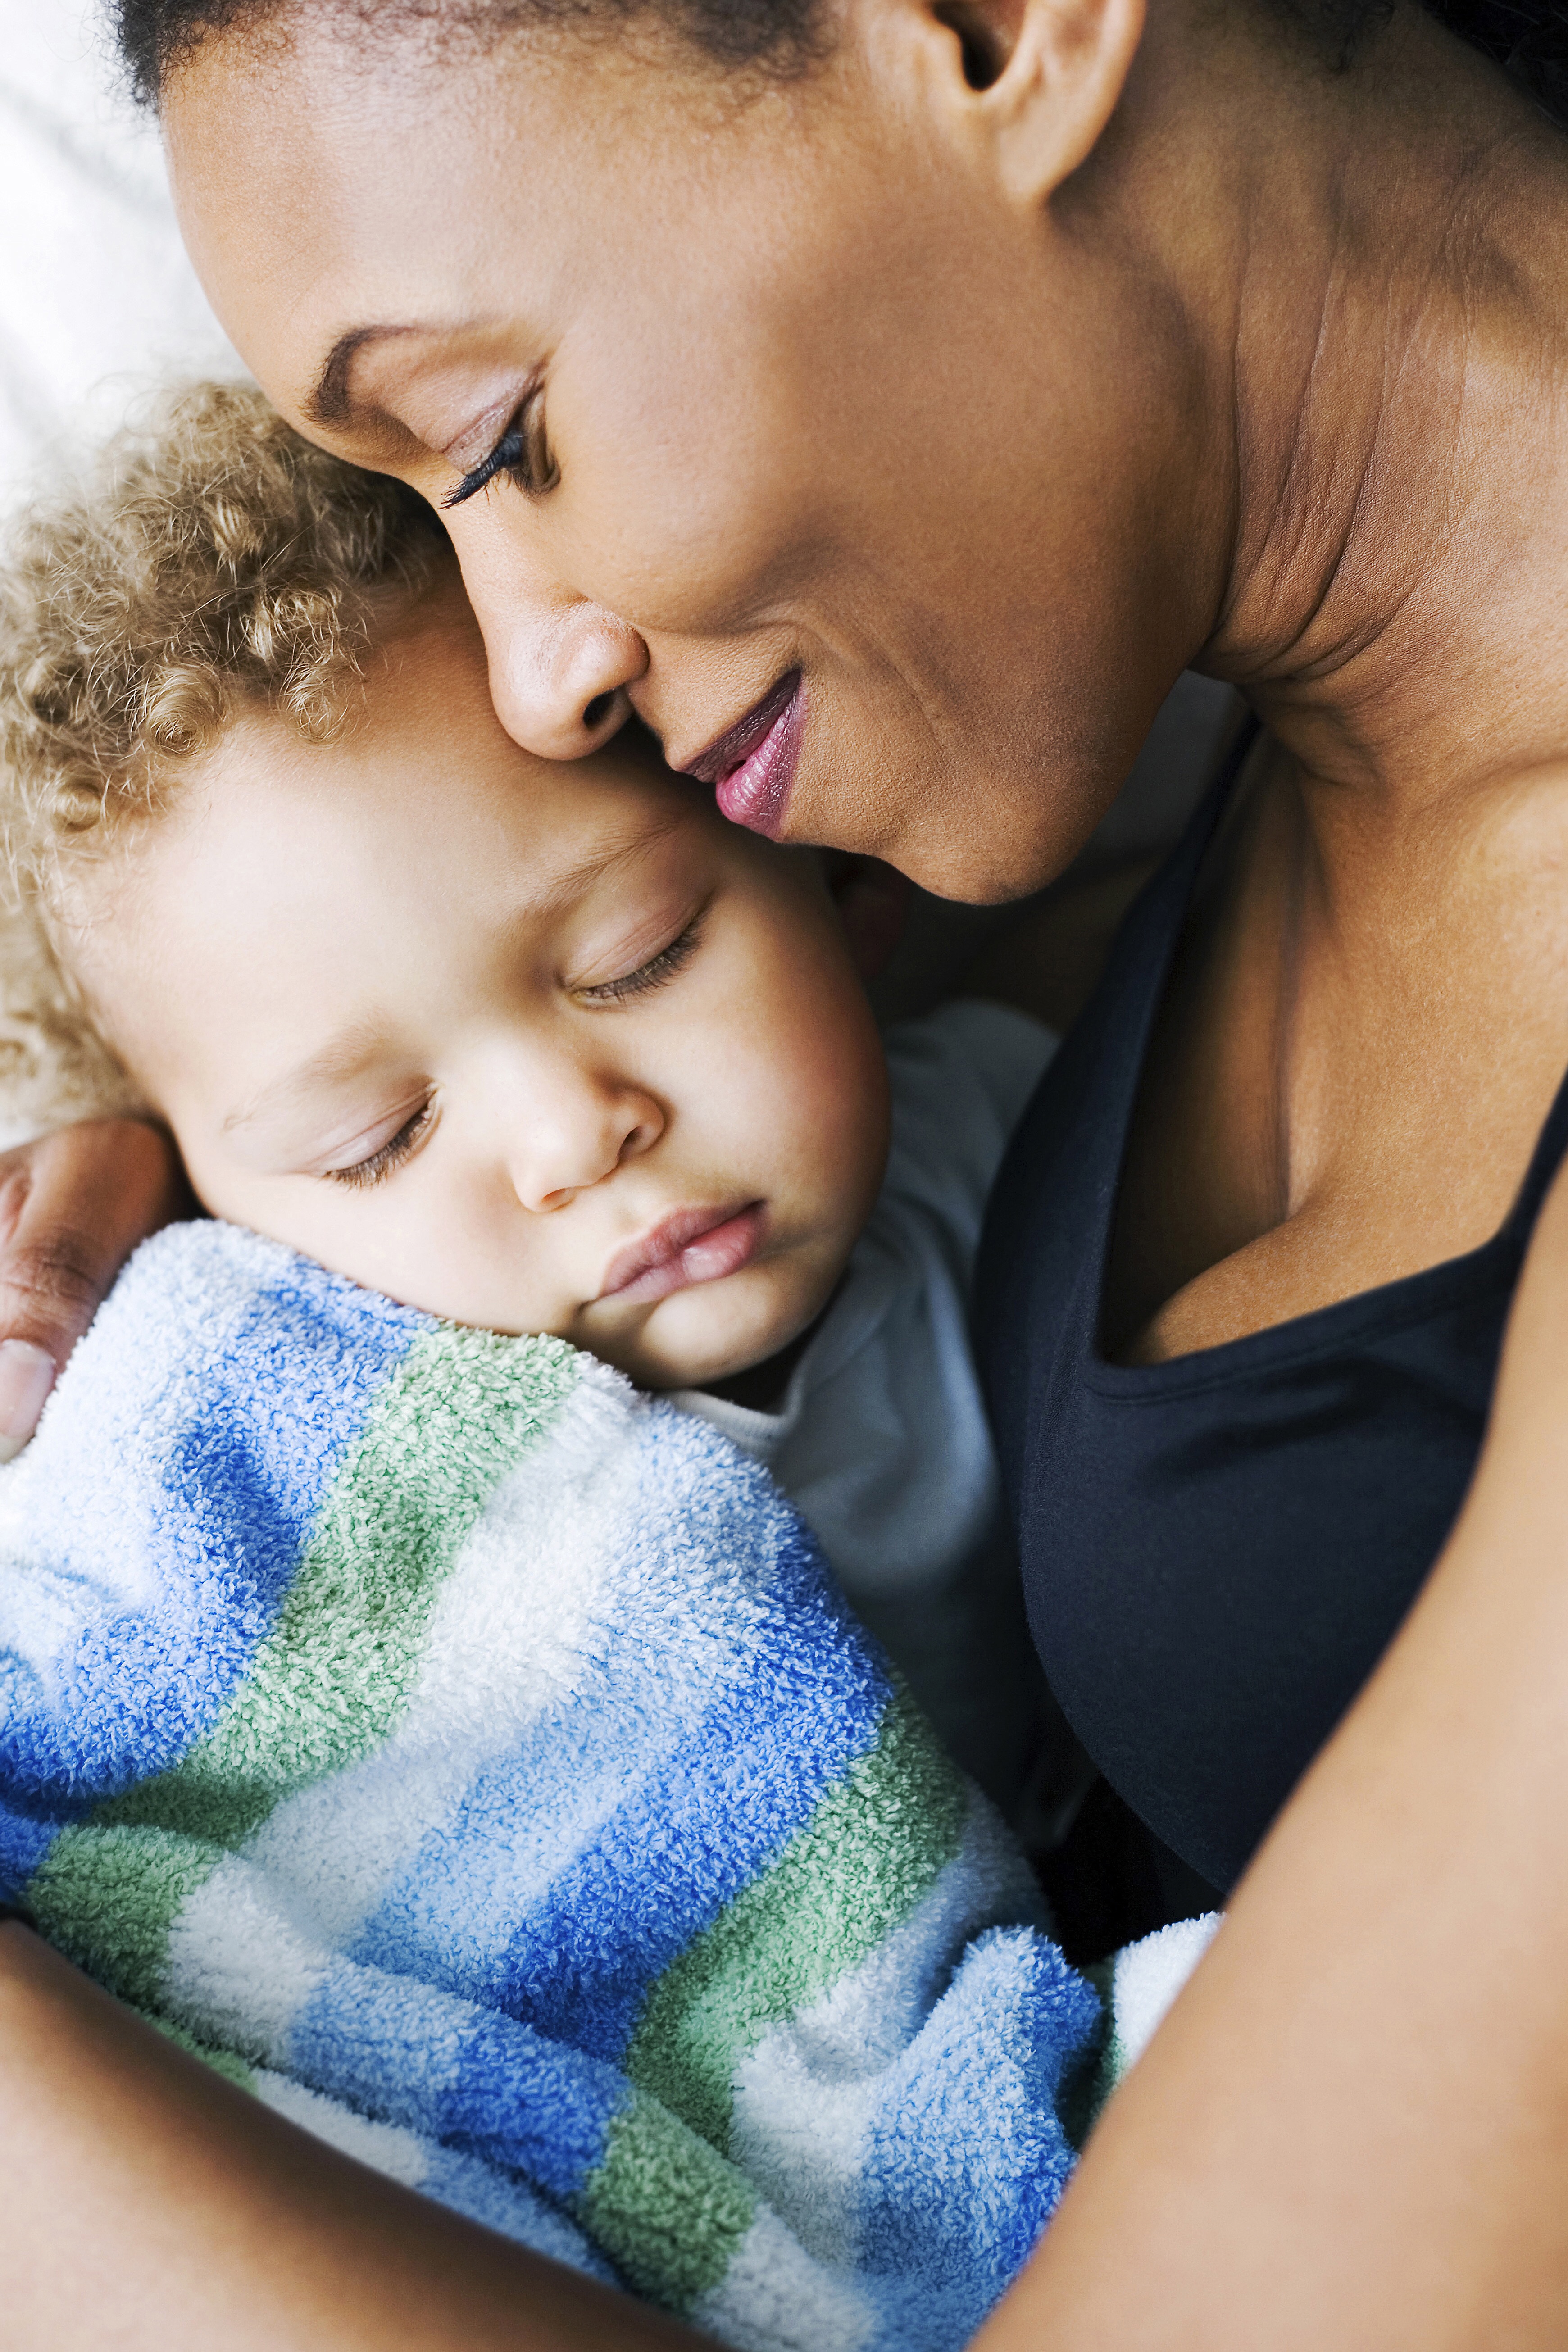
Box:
[1086,3,1568,1356]
[1123,0,1568,831]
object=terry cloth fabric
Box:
[1076,1913,1221,2135]
[0,1221,1101,2352]
[673,1001,1058,1813]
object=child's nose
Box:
[505,1073,663,1214]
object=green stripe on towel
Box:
[576,2088,758,2311]
[625,1681,968,2151]
[98,1329,580,1850]
[27,1823,225,2007]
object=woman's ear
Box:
[917,0,1147,204]
[822,854,913,981]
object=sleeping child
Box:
[0,385,1212,2352]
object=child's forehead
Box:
[75,720,721,1087]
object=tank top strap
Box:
[1080,711,1264,1164]
[1502,1037,1568,1240]
[1121,712,1261,990]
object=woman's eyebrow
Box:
[306,325,418,427]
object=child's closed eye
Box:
[328,1098,437,1190]
[575,917,704,1007]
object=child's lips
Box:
[596,1203,766,1307]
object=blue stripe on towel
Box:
[418,2144,618,2281]
[493,1522,891,2062]
[153,1242,428,1576]
[0,1230,426,1797]
[288,1956,628,2202]
[436,2016,632,2199]
[351,1706,654,2003]
[0,1796,67,1898]
[858,1926,1095,2334]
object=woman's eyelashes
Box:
[445,388,557,508]
[575,917,704,1006]
[329,1098,437,1190]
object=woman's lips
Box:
[683,671,804,840]
[597,1203,766,1308]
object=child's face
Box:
[72,588,890,1391]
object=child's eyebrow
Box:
[222,1026,392,1136]
[523,802,691,921]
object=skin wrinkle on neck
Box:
[1204,37,1559,774]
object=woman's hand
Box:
[0,1121,189,1454]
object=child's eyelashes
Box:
[576,918,704,1007]
[329,1098,437,1190]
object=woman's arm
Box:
[0,1921,704,2352]
[981,1162,1568,2348]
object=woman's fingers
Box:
[0,1121,189,1456]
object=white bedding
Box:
[0,0,241,514]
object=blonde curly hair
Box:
[0,379,445,1127]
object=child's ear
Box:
[821,854,913,981]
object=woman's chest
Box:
[972,755,1560,1886]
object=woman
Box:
[8,0,1568,2340]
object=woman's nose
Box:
[507,1072,664,1215]
[451,521,650,761]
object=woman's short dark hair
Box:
[112,0,1568,125]
[112,0,828,105]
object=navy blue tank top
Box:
[977,733,1568,1894]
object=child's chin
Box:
[613,1306,806,1398]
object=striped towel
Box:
[0,1222,1104,2351]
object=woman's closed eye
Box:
[575,917,704,1007]
[445,387,558,508]
[328,1097,437,1190]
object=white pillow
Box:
[0,0,244,514]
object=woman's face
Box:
[165,1,1217,900]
